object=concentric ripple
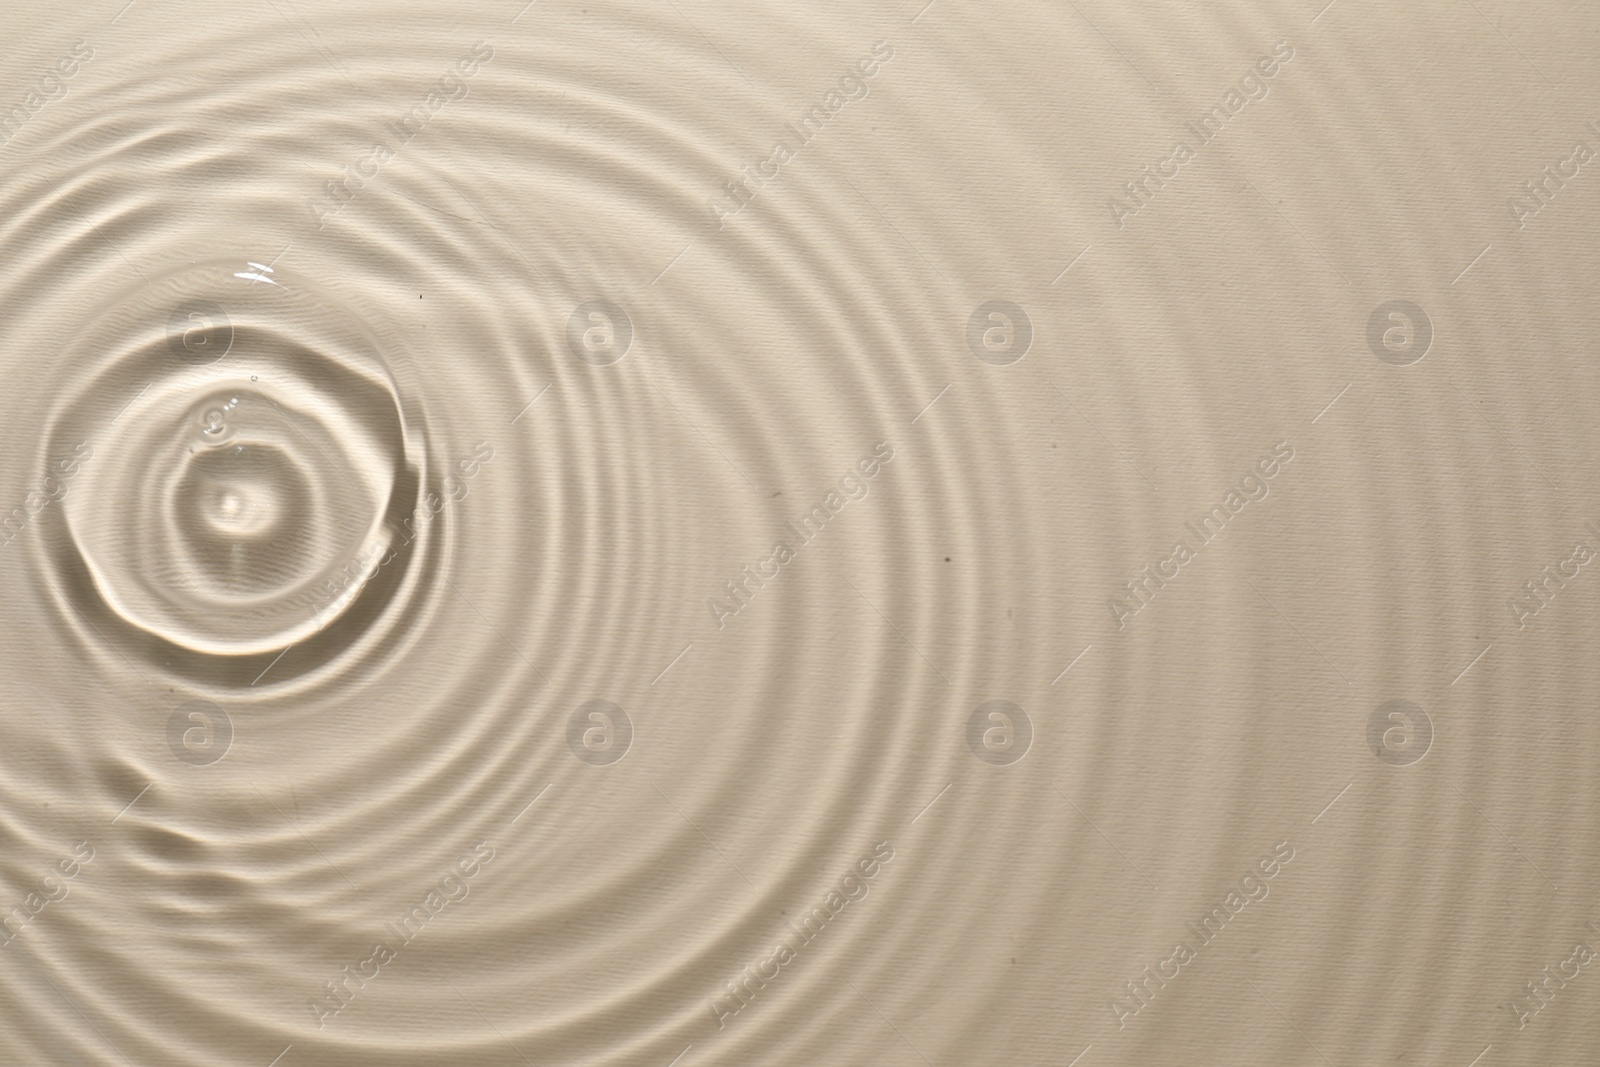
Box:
[43,261,425,675]
[2,1,1599,1066]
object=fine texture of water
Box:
[3,1,1598,1064]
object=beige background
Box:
[0,0,1597,1064]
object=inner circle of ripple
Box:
[38,260,431,686]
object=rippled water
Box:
[3,1,1600,1064]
